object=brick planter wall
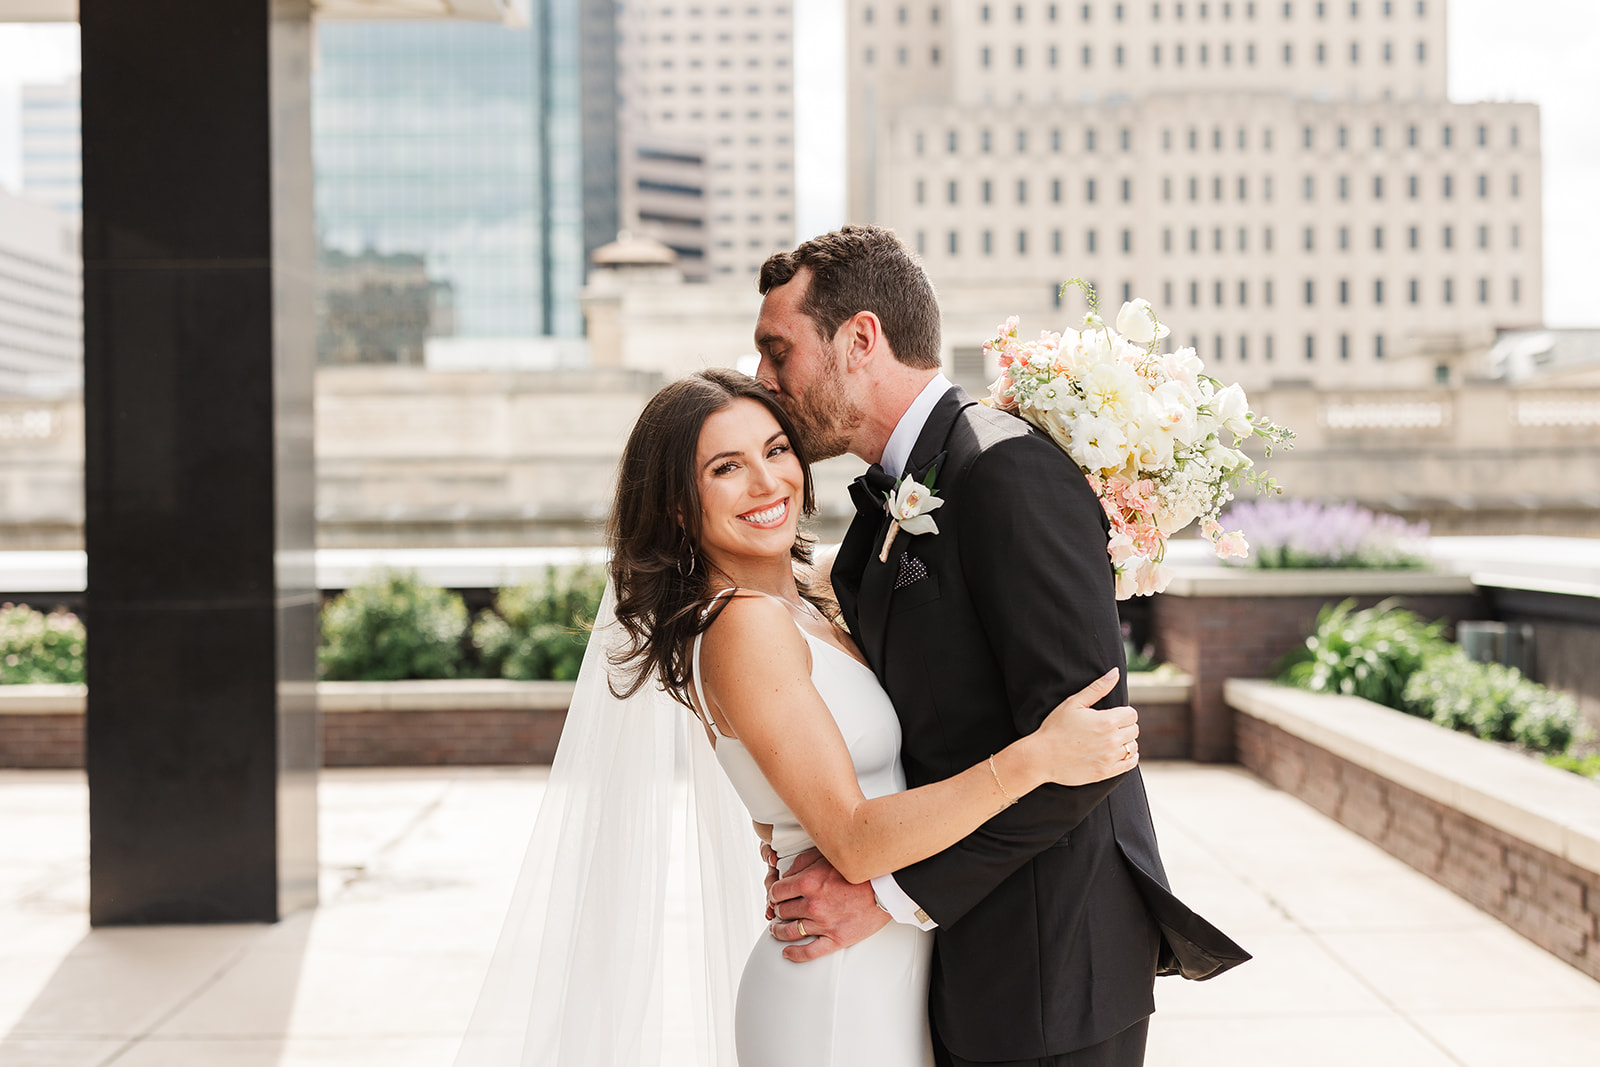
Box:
[322,708,567,765]
[1229,679,1600,983]
[1239,713,1600,980]
[0,713,81,769]
[1150,570,1484,762]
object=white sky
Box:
[1,2,1595,326]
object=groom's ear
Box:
[837,310,885,373]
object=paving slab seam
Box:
[1150,777,1476,1067]
[93,940,260,1067]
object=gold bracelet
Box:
[988,754,1019,808]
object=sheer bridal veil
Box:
[453,582,766,1067]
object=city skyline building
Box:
[0,183,79,396]
[847,0,1544,390]
[616,1,797,282]
[19,74,79,220]
[313,4,618,361]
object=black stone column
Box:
[81,0,319,925]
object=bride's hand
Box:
[1031,669,1140,787]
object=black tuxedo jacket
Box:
[833,387,1249,1062]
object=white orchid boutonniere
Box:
[879,466,944,563]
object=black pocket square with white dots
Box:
[894,553,929,590]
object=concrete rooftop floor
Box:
[1,763,1597,1067]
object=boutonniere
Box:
[879,465,944,563]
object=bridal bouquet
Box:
[982,280,1294,598]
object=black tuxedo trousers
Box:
[833,388,1248,1063]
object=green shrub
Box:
[319,570,468,681]
[1276,599,1448,709]
[1545,753,1600,779]
[1401,650,1578,755]
[0,603,86,684]
[472,566,605,681]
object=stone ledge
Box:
[0,672,1189,716]
[1226,678,1600,878]
[1160,567,1479,599]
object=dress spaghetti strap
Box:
[690,588,740,740]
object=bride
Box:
[455,368,1141,1067]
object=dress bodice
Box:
[693,597,907,868]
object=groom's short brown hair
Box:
[758,225,942,370]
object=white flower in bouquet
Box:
[981,279,1295,598]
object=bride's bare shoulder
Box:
[699,592,809,675]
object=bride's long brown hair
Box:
[607,369,822,707]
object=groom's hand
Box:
[767,848,890,962]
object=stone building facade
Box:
[617,1,798,282]
[848,0,1543,390]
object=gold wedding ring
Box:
[1123,741,1136,759]
[797,919,807,938]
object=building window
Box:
[982,179,993,203]
[1442,123,1452,148]
[1048,44,1057,66]
[1283,42,1293,64]
[1053,228,1063,254]
[917,230,926,255]
[1213,176,1224,200]
[1018,229,1029,254]
[1238,279,1249,305]
[982,129,993,152]
[1339,226,1349,250]
[1511,173,1520,198]
[1338,175,1349,199]
[1407,124,1417,147]
[1189,176,1199,200]
[1443,277,1454,304]
[915,131,925,155]
[1087,128,1098,152]
[1190,280,1200,306]
[1052,128,1062,152]
[1416,39,1426,63]
[982,46,992,66]
[1305,334,1316,361]
[1304,279,1315,305]
[1510,125,1519,147]
[1264,278,1274,305]
[1512,276,1521,303]
[948,130,959,153]
[1374,278,1384,304]
[1383,40,1392,63]
[1163,176,1172,201]
[1214,335,1224,361]
[1116,44,1126,65]
[1408,225,1418,249]
[1052,178,1062,202]
[949,230,959,255]
[1188,228,1199,252]
[1373,226,1384,249]
[1339,333,1350,360]
[916,179,925,204]
[1239,335,1249,361]
[1442,224,1453,249]
[1478,277,1488,304]
[1350,40,1359,63]
[1214,281,1224,306]
[1264,226,1274,252]
[1121,177,1133,201]
[1408,174,1418,198]
[1264,127,1274,150]
[1017,179,1027,203]
[948,180,959,203]
[1373,174,1384,199]
[1164,279,1174,306]
[1316,41,1326,63]
[1375,333,1385,359]
[1017,129,1029,153]
[1238,227,1248,252]
[1442,173,1453,198]
[1303,175,1315,200]
[1237,175,1248,200]
[1477,224,1487,249]
[1153,42,1163,64]
[1087,228,1098,253]
[1511,223,1520,249]
[1408,277,1418,303]
[1263,175,1274,201]
[1121,127,1132,151]
[1016,46,1026,66]
[1087,178,1098,201]
[1164,228,1173,252]
[1122,228,1133,252]
[1339,278,1349,304]
[1304,227,1315,251]
[1214,227,1224,252]
[1265,333,1275,360]
[983,229,994,255]
[1083,44,1093,66]
[1477,174,1488,198]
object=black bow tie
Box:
[850,463,897,523]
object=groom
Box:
[754,226,1247,1067]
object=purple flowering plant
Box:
[1219,498,1429,570]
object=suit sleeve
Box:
[892,431,1131,928]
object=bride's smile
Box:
[696,398,805,567]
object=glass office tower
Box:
[313,6,615,363]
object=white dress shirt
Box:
[866,371,951,931]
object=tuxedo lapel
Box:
[854,386,977,676]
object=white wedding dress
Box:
[691,592,935,1067]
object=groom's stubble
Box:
[779,336,865,464]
